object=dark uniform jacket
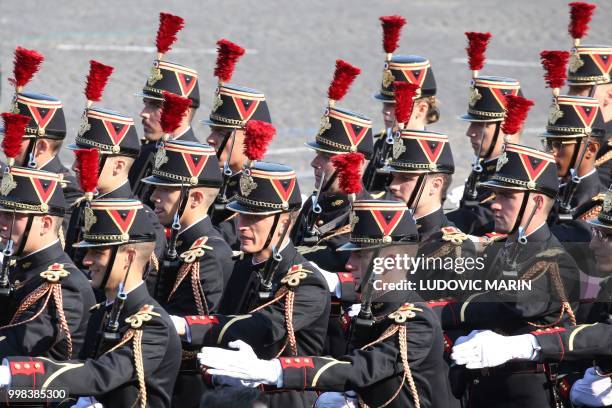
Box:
[155,216,232,316]
[415,206,477,301]
[595,120,611,187]
[280,292,458,408]
[183,242,331,408]
[430,224,581,408]
[446,157,498,236]
[6,283,181,408]
[0,241,96,360]
[129,127,199,203]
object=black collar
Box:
[99,181,133,199]
[41,155,66,173]
[177,217,216,251]
[13,241,67,279]
[416,206,446,238]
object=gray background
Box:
[0,0,610,192]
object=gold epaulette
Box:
[296,245,327,255]
[440,226,468,245]
[232,250,245,260]
[89,302,104,312]
[179,236,213,263]
[125,305,161,329]
[595,149,612,167]
[40,263,70,283]
[388,303,423,323]
[280,265,313,288]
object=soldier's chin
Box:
[240,240,260,254]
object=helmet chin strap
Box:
[99,246,119,291]
[512,193,542,244]
[482,122,501,161]
[14,215,34,256]
[407,174,427,214]
[23,139,37,168]
[262,213,281,252]
[321,169,338,194]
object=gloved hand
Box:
[0,364,10,387]
[198,340,282,386]
[170,315,186,337]
[451,330,539,369]
[570,367,612,407]
[311,263,341,296]
[314,391,358,407]
[71,396,103,408]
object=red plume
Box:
[85,60,114,103]
[214,39,246,83]
[501,95,534,135]
[380,15,407,54]
[12,47,44,89]
[328,59,361,102]
[244,120,275,162]
[331,152,364,195]
[155,12,185,54]
[465,32,492,72]
[75,148,99,195]
[540,51,570,90]
[394,82,420,125]
[1,113,30,161]
[568,2,596,40]
[160,91,191,134]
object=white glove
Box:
[198,340,282,386]
[315,391,358,407]
[312,263,341,296]
[570,367,612,407]
[71,396,103,408]
[0,364,10,387]
[451,330,540,369]
[170,315,187,337]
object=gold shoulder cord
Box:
[521,258,576,327]
[248,266,312,357]
[358,304,422,408]
[0,266,73,358]
[105,305,160,408]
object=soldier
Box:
[385,128,476,300]
[64,61,166,281]
[3,47,81,214]
[564,2,611,188]
[451,186,612,407]
[0,199,181,407]
[0,150,95,361]
[432,143,581,408]
[446,33,524,235]
[130,12,201,200]
[203,39,272,249]
[198,200,458,408]
[142,139,233,407]
[171,162,331,407]
[291,59,373,273]
[363,15,439,194]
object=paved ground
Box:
[0,0,610,193]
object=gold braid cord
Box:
[167,262,209,315]
[521,260,577,327]
[248,286,298,357]
[1,280,73,358]
[105,305,159,408]
[149,253,159,275]
[358,324,420,408]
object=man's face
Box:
[310,151,337,191]
[590,227,612,275]
[82,246,113,289]
[490,189,525,233]
[237,213,276,254]
[389,172,421,204]
[0,212,30,249]
[150,186,181,226]
[465,122,499,157]
[207,126,234,164]
[345,249,374,290]
[382,103,395,129]
[140,98,163,141]
[545,138,579,177]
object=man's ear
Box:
[429,175,443,196]
[40,215,55,235]
[189,190,204,208]
[585,140,601,159]
[35,139,51,158]
[113,157,127,175]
